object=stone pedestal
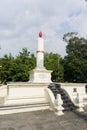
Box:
[29,68,52,83]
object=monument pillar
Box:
[29,32,52,83]
[37,32,44,69]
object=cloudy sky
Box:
[0,0,87,57]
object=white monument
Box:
[29,32,52,83]
[0,32,87,115]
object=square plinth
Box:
[29,68,52,83]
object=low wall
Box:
[0,82,87,107]
[60,83,87,105]
[0,85,7,105]
[0,85,7,97]
[5,82,49,105]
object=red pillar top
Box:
[39,32,42,37]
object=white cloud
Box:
[0,0,87,57]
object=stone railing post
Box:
[54,94,64,116]
[77,93,84,112]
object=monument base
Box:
[0,82,50,115]
[29,68,52,83]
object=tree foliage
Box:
[44,52,64,82]
[0,48,36,83]
[63,32,87,83]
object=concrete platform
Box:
[0,110,87,130]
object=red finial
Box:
[39,32,42,37]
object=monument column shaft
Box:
[37,37,44,69]
[29,31,52,83]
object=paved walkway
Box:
[0,110,87,130]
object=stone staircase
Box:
[0,103,49,115]
[48,83,77,111]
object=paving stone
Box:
[0,110,87,130]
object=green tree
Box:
[16,48,36,70]
[63,32,87,83]
[0,54,14,83]
[44,52,64,82]
[16,48,30,64]
[0,48,36,83]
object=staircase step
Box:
[0,103,49,115]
